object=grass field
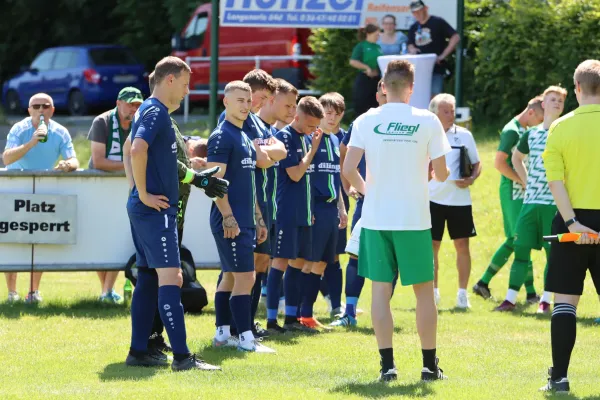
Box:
[1,138,599,400]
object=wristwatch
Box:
[565,217,578,228]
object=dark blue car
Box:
[2,45,149,116]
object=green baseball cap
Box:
[117,87,144,103]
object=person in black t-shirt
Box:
[407,0,460,98]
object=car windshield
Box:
[89,48,139,66]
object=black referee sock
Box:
[551,303,577,380]
[379,348,395,371]
[422,348,437,371]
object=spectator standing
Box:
[407,1,461,97]
[377,15,408,56]
[2,93,79,304]
[87,87,143,303]
[349,23,383,117]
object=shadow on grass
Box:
[520,310,600,327]
[98,362,162,381]
[0,298,130,320]
[545,394,600,400]
[343,325,404,336]
[331,380,435,398]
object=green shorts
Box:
[358,228,434,285]
[514,203,557,250]
[500,180,523,239]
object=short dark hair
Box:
[153,56,191,85]
[383,60,414,94]
[527,95,544,113]
[319,92,345,114]
[243,69,277,94]
[275,78,298,96]
[382,14,396,24]
[297,96,325,119]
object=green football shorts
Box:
[500,180,524,239]
[358,228,434,285]
[514,203,557,250]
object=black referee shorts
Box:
[430,201,477,241]
[546,209,600,295]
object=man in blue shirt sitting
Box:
[265,96,325,334]
[2,92,79,304]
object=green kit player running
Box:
[495,86,566,313]
[473,96,544,300]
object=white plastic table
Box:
[377,54,437,110]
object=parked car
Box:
[2,45,149,116]
[171,3,313,102]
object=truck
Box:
[171,3,313,102]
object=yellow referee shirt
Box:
[542,104,600,210]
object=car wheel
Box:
[68,90,87,116]
[5,90,21,115]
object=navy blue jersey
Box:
[342,122,366,180]
[275,125,312,227]
[311,133,341,203]
[207,120,257,233]
[127,98,178,215]
[246,113,273,212]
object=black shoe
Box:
[379,367,398,383]
[252,322,270,339]
[148,347,168,362]
[472,281,492,300]
[171,354,221,372]
[148,333,172,354]
[539,368,570,393]
[125,352,169,367]
[421,358,447,381]
[266,321,288,335]
[283,321,319,334]
[526,293,541,304]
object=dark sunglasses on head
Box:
[31,104,51,110]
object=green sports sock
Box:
[509,245,531,291]
[481,239,514,284]
[524,261,536,295]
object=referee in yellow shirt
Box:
[540,59,600,393]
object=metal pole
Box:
[184,57,190,124]
[454,0,465,107]
[209,0,220,130]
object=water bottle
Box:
[38,116,48,143]
[401,42,407,55]
[123,279,133,305]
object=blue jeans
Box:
[431,73,444,97]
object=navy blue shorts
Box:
[273,224,313,261]
[255,202,271,255]
[128,212,180,269]
[313,202,339,264]
[213,227,256,273]
[351,198,364,230]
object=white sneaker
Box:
[7,291,20,303]
[238,339,276,354]
[26,291,42,304]
[456,292,471,309]
[212,335,240,348]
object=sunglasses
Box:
[31,104,52,110]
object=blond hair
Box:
[224,80,252,95]
[543,85,567,99]
[383,60,414,94]
[574,59,600,96]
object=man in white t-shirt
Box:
[344,60,451,383]
[428,94,481,309]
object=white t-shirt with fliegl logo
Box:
[348,103,451,231]
[429,125,480,206]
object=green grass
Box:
[2,140,600,400]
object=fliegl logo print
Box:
[374,122,420,136]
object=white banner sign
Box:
[220,0,457,30]
[0,194,77,244]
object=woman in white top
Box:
[377,14,408,56]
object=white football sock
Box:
[505,289,518,305]
[540,291,553,303]
[215,325,230,341]
[457,288,467,296]
[239,330,256,347]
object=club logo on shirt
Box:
[171,141,177,153]
[318,163,340,173]
[374,122,420,136]
[307,164,315,174]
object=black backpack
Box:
[124,246,208,314]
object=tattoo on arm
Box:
[223,214,238,229]
[256,213,267,228]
